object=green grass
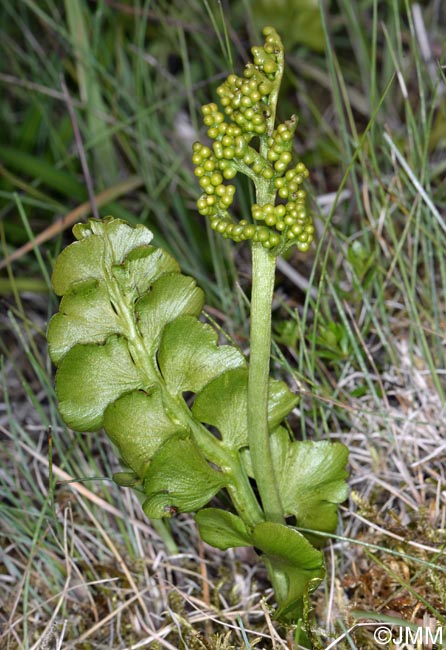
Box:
[1,1,445,648]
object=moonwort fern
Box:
[48,27,349,625]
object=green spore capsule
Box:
[210,173,223,187]
[297,240,310,252]
[223,147,235,159]
[263,59,278,75]
[243,224,256,238]
[252,205,264,220]
[265,214,277,227]
[207,127,219,139]
[256,227,270,242]
[199,177,211,189]
[197,196,207,210]
[259,80,273,95]
[269,232,281,247]
[223,167,237,180]
[262,167,274,179]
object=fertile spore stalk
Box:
[192,27,314,523]
[48,26,348,632]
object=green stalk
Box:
[226,449,264,527]
[246,38,285,524]
[174,395,264,529]
[248,241,284,523]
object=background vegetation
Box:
[0,1,445,648]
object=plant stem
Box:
[175,395,264,529]
[246,37,285,524]
[248,241,284,523]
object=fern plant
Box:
[48,27,348,627]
